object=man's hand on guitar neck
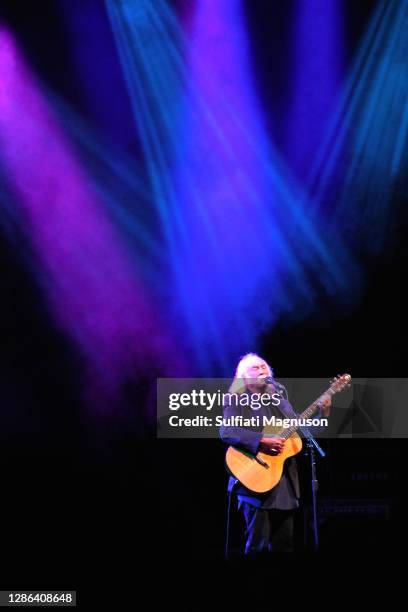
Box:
[319,393,332,417]
[259,437,285,455]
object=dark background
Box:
[0,0,406,598]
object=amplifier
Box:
[302,498,392,550]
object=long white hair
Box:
[229,353,273,394]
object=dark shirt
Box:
[220,388,310,510]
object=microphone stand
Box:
[273,379,326,551]
[302,426,325,551]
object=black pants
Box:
[240,502,295,553]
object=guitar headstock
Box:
[330,373,352,394]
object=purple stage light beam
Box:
[170,0,282,372]
[0,28,186,407]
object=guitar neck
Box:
[279,387,334,440]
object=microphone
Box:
[264,376,287,397]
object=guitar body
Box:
[224,374,351,493]
[226,434,303,493]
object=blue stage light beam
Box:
[105,0,232,372]
[106,0,361,375]
[170,0,360,372]
[309,0,408,253]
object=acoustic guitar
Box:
[225,374,351,493]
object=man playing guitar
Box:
[220,353,332,553]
